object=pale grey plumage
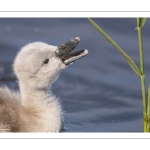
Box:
[0,42,65,132]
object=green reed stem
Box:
[137,18,147,132]
[147,86,150,131]
[88,18,148,132]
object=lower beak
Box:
[55,36,88,65]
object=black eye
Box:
[44,59,49,64]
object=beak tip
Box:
[84,49,88,55]
[73,36,80,42]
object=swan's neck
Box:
[19,81,63,132]
[20,84,48,107]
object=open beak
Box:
[55,36,88,65]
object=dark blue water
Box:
[1,18,150,132]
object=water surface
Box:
[1,18,150,132]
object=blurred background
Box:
[1,18,150,132]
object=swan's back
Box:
[0,87,21,132]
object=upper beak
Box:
[55,36,80,59]
[55,36,88,65]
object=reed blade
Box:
[88,18,141,77]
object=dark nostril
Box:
[61,46,66,51]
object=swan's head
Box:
[13,36,88,89]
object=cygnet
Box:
[0,36,88,132]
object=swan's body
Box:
[0,86,63,132]
[0,37,88,132]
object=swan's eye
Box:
[44,59,49,64]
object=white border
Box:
[0,0,149,12]
[0,133,150,139]
[0,9,150,148]
[0,11,150,18]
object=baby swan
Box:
[0,36,88,132]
